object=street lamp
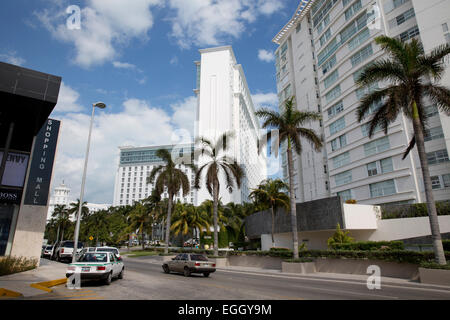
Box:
[72,102,106,263]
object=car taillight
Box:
[195,262,200,267]
[97,266,106,271]
[212,264,216,267]
[61,249,64,253]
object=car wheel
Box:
[162,265,170,274]
[203,272,210,278]
[118,268,124,279]
[104,272,112,285]
[183,267,191,277]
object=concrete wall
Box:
[10,205,48,262]
[342,203,379,230]
[246,196,344,239]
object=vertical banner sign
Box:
[24,119,61,206]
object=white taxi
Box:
[66,251,124,285]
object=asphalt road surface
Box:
[26,256,450,300]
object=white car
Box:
[66,252,124,285]
[95,246,121,258]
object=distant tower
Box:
[47,181,71,220]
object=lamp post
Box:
[72,102,106,263]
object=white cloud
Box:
[52,82,84,113]
[36,0,162,68]
[168,0,284,48]
[170,56,179,65]
[0,51,26,66]
[49,86,197,204]
[252,92,278,110]
[257,49,275,63]
[112,61,137,70]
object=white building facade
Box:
[47,181,110,220]
[273,0,450,206]
[194,46,267,205]
[112,144,197,207]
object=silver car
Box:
[162,253,216,277]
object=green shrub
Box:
[327,223,354,248]
[420,262,450,270]
[381,201,450,219]
[284,258,314,263]
[443,240,450,251]
[0,256,38,276]
[269,247,291,252]
[331,241,404,251]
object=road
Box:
[26,256,450,300]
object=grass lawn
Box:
[124,251,160,258]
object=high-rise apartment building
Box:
[112,144,197,207]
[194,46,267,205]
[273,0,450,205]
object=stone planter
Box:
[419,268,450,286]
[282,262,316,274]
[209,257,229,268]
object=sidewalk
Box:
[0,259,67,298]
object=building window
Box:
[337,189,352,201]
[361,122,383,137]
[427,149,449,165]
[332,151,351,169]
[399,25,420,42]
[348,28,370,51]
[431,176,441,190]
[344,0,362,21]
[443,174,450,188]
[351,44,373,67]
[364,136,390,157]
[367,157,393,176]
[370,179,396,198]
[329,116,346,136]
[324,70,339,89]
[335,170,352,186]
[424,126,444,142]
[331,134,347,151]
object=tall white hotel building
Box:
[194,46,267,205]
[113,46,267,206]
[273,0,450,205]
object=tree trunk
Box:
[271,205,275,248]
[412,101,446,264]
[164,195,173,254]
[286,140,299,259]
[213,180,219,256]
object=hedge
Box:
[420,262,450,270]
[228,249,450,264]
[330,241,404,251]
[381,201,450,219]
[443,240,450,251]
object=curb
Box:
[0,288,23,298]
[30,278,67,293]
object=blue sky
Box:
[0,0,298,204]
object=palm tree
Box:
[127,202,151,251]
[68,199,89,221]
[171,203,209,248]
[356,36,450,264]
[52,204,71,241]
[194,133,244,256]
[249,179,290,247]
[256,96,323,259]
[147,149,192,254]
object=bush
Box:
[284,258,314,263]
[381,201,450,219]
[298,250,450,264]
[420,262,450,270]
[269,247,291,252]
[330,241,404,251]
[0,256,38,276]
[327,224,354,248]
[443,240,450,251]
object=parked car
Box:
[41,245,54,259]
[66,251,124,285]
[162,253,216,277]
[54,240,84,262]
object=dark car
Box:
[162,253,216,277]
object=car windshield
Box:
[63,241,83,248]
[78,253,108,262]
[97,248,118,254]
[45,246,53,250]
[190,254,208,261]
